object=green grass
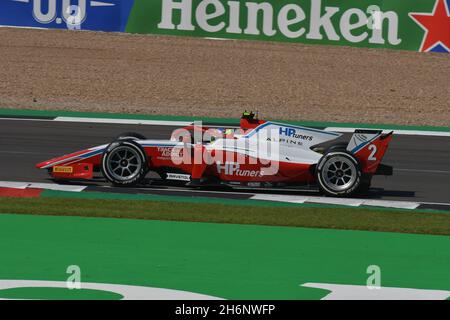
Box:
[0,197,449,236]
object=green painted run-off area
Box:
[0,213,448,299]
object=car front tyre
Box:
[101,140,147,186]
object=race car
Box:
[36,112,393,197]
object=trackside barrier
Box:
[0,0,448,53]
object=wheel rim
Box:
[106,146,142,181]
[321,155,357,192]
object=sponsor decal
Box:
[158,146,174,158]
[409,0,450,52]
[279,127,313,141]
[351,133,369,146]
[166,173,191,181]
[216,162,262,177]
[1,0,448,53]
[157,0,402,46]
[53,166,73,173]
[4,0,128,32]
[13,0,115,27]
[152,0,449,52]
[157,146,186,161]
[277,126,314,146]
[347,131,380,154]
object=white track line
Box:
[251,194,420,209]
[250,194,309,203]
[307,197,364,207]
[0,181,446,210]
[26,182,87,192]
[0,117,190,126]
[325,127,450,137]
[0,181,86,192]
[0,181,29,189]
[361,199,420,210]
[0,116,449,136]
[54,117,192,126]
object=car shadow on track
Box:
[367,188,416,199]
[49,178,417,201]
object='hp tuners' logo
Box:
[12,0,115,30]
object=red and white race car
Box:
[36,112,393,197]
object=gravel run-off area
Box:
[0,27,449,126]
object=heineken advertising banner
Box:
[1,0,449,53]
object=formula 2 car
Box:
[36,112,393,197]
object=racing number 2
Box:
[368,144,377,161]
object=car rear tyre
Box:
[316,151,362,197]
[101,140,147,186]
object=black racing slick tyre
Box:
[114,132,147,141]
[101,140,148,186]
[316,151,362,197]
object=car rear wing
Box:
[347,129,394,175]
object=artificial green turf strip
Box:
[0,197,449,236]
[0,214,449,299]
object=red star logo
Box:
[409,0,450,52]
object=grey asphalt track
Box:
[0,118,449,204]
